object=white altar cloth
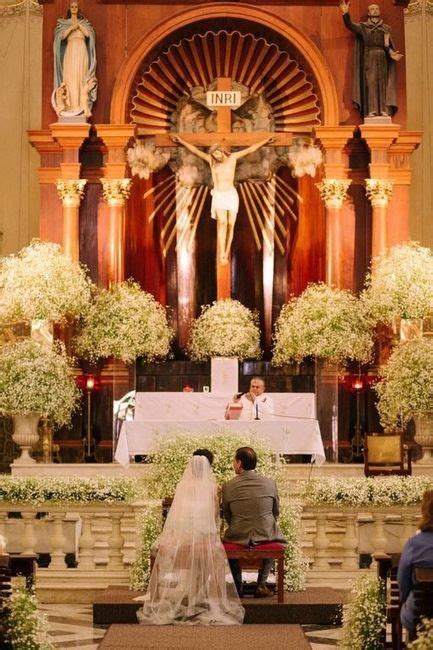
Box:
[133,392,316,421]
[115,419,325,467]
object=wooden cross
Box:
[153,77,293,299]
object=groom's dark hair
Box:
[235,446,257,470]
[193,448,214,466]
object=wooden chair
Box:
[408,567,433,641]
[364,433,412,477]
[375,553,403,649]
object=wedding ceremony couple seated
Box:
[138,446,286,626]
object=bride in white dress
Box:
[138,452,244,626]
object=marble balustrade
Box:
[0,501,420,600]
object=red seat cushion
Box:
[223,542,284,551]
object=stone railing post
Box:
[49,511,67,570]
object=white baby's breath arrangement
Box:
[362,242,433,324]
[303,475,433,508]
[408,618,433,649]
[273,283,373,366]
[130,505,162,591]
[375,339,433,430]
[0,475,139,505]
[188,299,261,361]
[0,239,92,324]
[279,501,308,591]
[339,574,386,649]
[75,280,173,364]
[148,432,279,498]
[4,585,54,650]
[0,339,80,427]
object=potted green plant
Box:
[187,299,261,393]
[272,283,373,367]
[362,242,433,339]
[375,338,433,462]
[0,339,80,464]
[75,280,173,364]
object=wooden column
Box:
[317,179,351,288]
[365,179,393,260]
[96,125,135,286]
[360,125,400,262]
[50,123,90,259]
[55,180,87,260]
[314,127,353,289]
[100,179,132,284]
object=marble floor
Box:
[40,604,343,649]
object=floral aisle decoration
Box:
[362,242,433,326]
[339,574,386,649]
[187,299,261,361]
[0,239,92,324]
[4,585,54,650]
[408,618,433,649]
[374,339,433,431]
[75,280,173,364]
[272,283,373,366]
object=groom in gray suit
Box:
[222,446,286,597]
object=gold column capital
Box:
[365,179,393,208]
[316,179,351,209]
[100,178,132,206]
[56,179,87,207]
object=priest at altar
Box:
[225,377,274,421]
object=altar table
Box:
[114,392,325,467]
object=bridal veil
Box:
[138,455,244,625]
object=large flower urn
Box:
[413,411,433,464]
[12,413,41,464]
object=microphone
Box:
[254,403,260,420]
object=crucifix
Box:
[153,77,293,300]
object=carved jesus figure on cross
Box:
[172,134,274,264]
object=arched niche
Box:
[110,3,340,126]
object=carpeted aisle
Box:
[97,623,311,649]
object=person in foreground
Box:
[222,446,286,597]
[398,489,433,636]
[138,449,244,625]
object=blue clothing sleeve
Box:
[398,541,414,604]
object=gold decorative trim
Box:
[0,0,41,16]
[365,179,393,208]
[100,179,132,206]
[316,179,351,209]
[56,179,87,207]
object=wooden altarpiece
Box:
[31,0,419,354]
